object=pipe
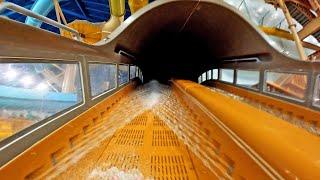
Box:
[277,0,308,60]
[101,0,125,38]
[25,0,62,27]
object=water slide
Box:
[0,0,320,179]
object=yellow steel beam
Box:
[128,0,149,14]
[259,26,320,51]
[298,16,320,40]
[260,26,293,40]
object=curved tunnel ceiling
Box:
[98,0,299,82]
[1,0,313,83]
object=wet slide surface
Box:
[56,111,213,180]
[47,81,215,180]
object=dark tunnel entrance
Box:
[135,31,216,83]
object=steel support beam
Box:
[62,9,88,19]
[73,0,88,19]
[277,0,308,60]
[260,26,320,51]
[298,16,320,40]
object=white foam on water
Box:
[49,81,172,178]
[88,167,152,180]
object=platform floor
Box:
[54,111,215,179]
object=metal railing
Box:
[0,2,82,41]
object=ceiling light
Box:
[5,69,18,81]
[35,82,48,91]
[20,76,34,87]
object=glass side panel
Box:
[207,70,212,80]
[136,67,139,78]
[313,75,320,107]
[212,69,218,80]
[0,63,82,141]
[139,68,142,80]
[130,66,136,79]
[202,72,207,82]
[220,69,234,83]
[198,76,202,83]
[265,71,307,100]
[236,70,260,89]
[89,63,116,97]
[118,64,129,85]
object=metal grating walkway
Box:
[54,111,215,179]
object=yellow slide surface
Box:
[56,110,215,179]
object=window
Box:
[212,69,218,80]
[138,68,143,80]
[220,69,234,83]
[0,63,82,142]
[118,64,129,85]
[202,72,207,82]
[207,70,212,80]
[139,70,144,82]
[236,70,260,90]
[130,65,136,79]
[313,75,320,107]
[264,71,307,101]
[135,67,139,78]
[198,76,202,83]
[89,63,116,97]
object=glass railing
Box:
[0,62,82,141]
[198,57,319,109]
[0,60,141,143]
[118,64,129,86]
[89,63,117,97]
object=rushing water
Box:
[51,80,316,179]
[49,81,173,179]
[151,86,228,178]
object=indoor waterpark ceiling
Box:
[1,0,156,33]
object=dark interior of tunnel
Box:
[134,31,217,84]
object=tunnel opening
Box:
[135,31,217,84]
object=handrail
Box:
[0,2,82,41]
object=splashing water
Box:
[88,167,151,180]
[49,81,173,178]
[140,80,172,108]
